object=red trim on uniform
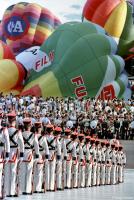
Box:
[37,161,44,164]
[73,159,78,165]
[23,154,33,162]
[67,154,72,161]
[9,153,17,163]
[49,154,55,161]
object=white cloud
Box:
[0,0,87,22]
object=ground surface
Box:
[7,169,134,200]
[121,140,134,168]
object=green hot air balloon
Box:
[20,22,129,99]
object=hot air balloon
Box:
[98,73,130,100]
[0,2,61,55]
[82,0,134,74]
[19,22,130,99]
[0,40,25,94]
[0,40,14,59]
[0,21,6,43]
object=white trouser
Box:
[56,160,62,189]
[85,163,92,187]
[122,165,125,182]
[79,163,85,188]
[96,163,101,186]
[92,163,97,186]
[106,164,112,185]
[45,160,49,190]
[118,165,123,183]
[4,160,18,196]
[111,164,116,184]
[66,159,72,188]
[63,160,66,188]
[116,165,119,183]
[33,162,44,192]
[0,162,3,197]
[101,164,105,185]
[72,161,78,188]
[49,159,56,191]
[20,158,34,194]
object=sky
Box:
[0,0,87,22]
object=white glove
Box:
[4,157,9,164]
[19,157,24,163]
[34,154,39,164]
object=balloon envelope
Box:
[82,0,134,58]
[0,2,61,55]
[20,22,129,99]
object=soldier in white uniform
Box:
[105,141,112,185]
[110,134,120,146]
[110,144,117,185]
[33,122,49,193]
[46,124,56,191]
[0,119,10,198]
[62,128,72,189]
[122,149,126,182]
[96,140,101,186]
[5,112,24,197]
[100,141,106,185]
[118,145,124,183]
[70,132,78,189]
[20,119,39,195]
[90,138,97,186]
[115,145,119,183]
[77,134,85,188]
[84,136,92,187]
[53,126,63,190]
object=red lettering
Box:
[75,86,87,98]
[71,75,88,98]
[98,85,116,100]
[35,60,40,70]
[71,76,84,86]
[43,56,48,65]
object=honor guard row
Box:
[0,112,126,199]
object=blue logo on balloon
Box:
[4,16,29,39]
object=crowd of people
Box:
[0,94,134,140]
